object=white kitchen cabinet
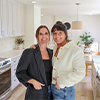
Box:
[1,0,8,37]
[92,63,96,100]
[12,1,18,36]
[0,0,25,38]
[0,0,1,37]
[11,75,20,90]
[17,3,21,35]
[21,4,25,35]
[17,3,25,35]
[96,75,100,100]
[8,0,13,36]
[91,62,100,100]
[11,55,21,91]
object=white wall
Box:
[24,6,34,48]
[41,16,55,44]
[41,15,100,50]
[25,5,41,48]
[34,5,41,44]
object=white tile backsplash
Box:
[0,38,15,53]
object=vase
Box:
[16,44,23,49]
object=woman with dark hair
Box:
[16,25,53,100]
[51,22,86,100]
[30,22,86,100]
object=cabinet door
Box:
[0,0,1,37]
[21,4,25,35]
[11,75,20,90]
[17,3,25,35]
[12,1,18,36]
[8,0,12,36]
[1,0,8,37]
[17,3,22,35]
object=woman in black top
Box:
[16,25,53,100]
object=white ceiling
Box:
[16,0,100,16]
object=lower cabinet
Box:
[11,55,21,90]
[91,62,100,100]
[11,75,20,90]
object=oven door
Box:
[0,68,11,100]
[96,75,100,100]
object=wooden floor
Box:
[8,72,94,100]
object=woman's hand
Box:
[53,77,60,89]
[30,44,36,49]
[28,79,45,90]
[55,82,60,89]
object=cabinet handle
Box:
[14,60,16,63]
[14,79,16,81]
[13,30,15,35]
[14,68,16,71]
[21,30,23,34]
[94,81,96,89]
[2,30,5,36]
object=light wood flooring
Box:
[8,71,94,100]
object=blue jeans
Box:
[51,84,76,100]
[48,85,52,100]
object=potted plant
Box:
[79,32,94,52]
[80,32,94,47]
[16,38,24,49]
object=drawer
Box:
[11,75,20,90]
[11,55,21,66]
[11,64,17,78]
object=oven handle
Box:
[96,75,100,85]
[0,87,11,99]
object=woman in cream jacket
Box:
[51,22,86,100]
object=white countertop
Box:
[0,49,24,59]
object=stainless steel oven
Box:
[0,58,11,100]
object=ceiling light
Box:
[32,1,36,3]
[72,3,83,30]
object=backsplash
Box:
[0,38,15,53]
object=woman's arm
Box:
[16,48,45,89]
[16,49,33,87]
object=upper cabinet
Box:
[8,0,13,36]
[1,0,8,37]
[0,1,1,38]
[12,1,18,36]
[21,4,25,35]
[0,0,25,38]
[17,3,25,35]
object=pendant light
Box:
[72,3,83,30]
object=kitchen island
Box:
[91,55,100,100]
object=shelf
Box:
[0,34,25,39]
